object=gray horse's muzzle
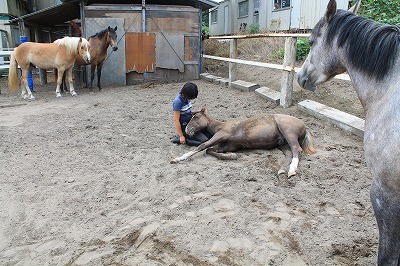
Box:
[297,75,318,91]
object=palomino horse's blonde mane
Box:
[54,36,89,54]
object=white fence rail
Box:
[203,34,351,107]
[0,50,13,71]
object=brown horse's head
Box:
[107,26,118,51]
[77,37,91,63]
[185,107,209,136]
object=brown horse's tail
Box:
[301,130,316,154]
[8,51,19,92]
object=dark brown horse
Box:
[171,108,315,177]
[62,26,118,91]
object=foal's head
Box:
[186,108,209,136]
[107,26,118,51]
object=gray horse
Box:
[171,108,315,177]
[297,0,400,264]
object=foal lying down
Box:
[171,108,315,177]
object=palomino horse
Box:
[297,0,400,264]
[171,108,315,177]
[74,26,118,91]
[8,36,90,99]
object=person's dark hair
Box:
[180,82,198,100]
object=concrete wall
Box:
[209,0,350,35]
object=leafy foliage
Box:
[249,24,260,34]
[273,38,310,61]
[350,0,400,25]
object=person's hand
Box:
[179,136,186,144]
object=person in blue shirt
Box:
[172,82,211,146]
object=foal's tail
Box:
[8,52,19,92]
[301,130,316,154]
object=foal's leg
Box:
[171,132,227,163]
[277,144,293,176]
[66,67,77,96]
[205,146,238,160]
[371,180,400,265]
[55,68,65,97]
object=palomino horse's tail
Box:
[8,52,19,92]
[301,130,316,154]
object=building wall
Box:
[209,0,350,35]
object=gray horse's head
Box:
[297,0,361,91]
[185,107,209,137]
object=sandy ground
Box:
[0,76,377,265]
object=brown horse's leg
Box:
[206,147,238,160]
[66,67,77,96]
[89,64,95,91]
[97,63,103,91]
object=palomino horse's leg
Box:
[370,180,400,265]
[21,68,34,100]
[66,67,77,96]
[55,68,65,97]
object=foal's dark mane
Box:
[323,9,399,80]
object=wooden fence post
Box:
[229,39,237,87]
[280,37,297,108]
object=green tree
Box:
[350,0,400,25]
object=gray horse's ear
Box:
[108,26,111,31]
[324,0,337,22]
[114,26,118,31]
[348,0,361,14]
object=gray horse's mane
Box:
[323,9,399,80]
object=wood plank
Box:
[125,32,156,73]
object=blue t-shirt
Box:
[172,93,193,126]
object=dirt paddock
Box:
[0,78,377,265]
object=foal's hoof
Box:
[70,91,78,97]
[56,92,62,98]
[170,159,179,164]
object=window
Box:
[238,1,249,18]
[254,0,260,10]
[274,0,290,10]
[211,9,218,24]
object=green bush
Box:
[296,38,310,61]
[350,0,400,25]
[249,24,260,34]
[273,37,310,61]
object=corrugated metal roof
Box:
[9,1,80,27]
[10,0,217,27]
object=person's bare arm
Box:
[173,111,186,144]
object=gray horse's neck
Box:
[347,54,400,114]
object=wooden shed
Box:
[9,0,217,86]
[81,0,217,86]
